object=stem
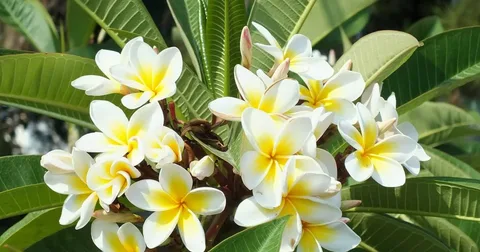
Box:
[205,206,232,249]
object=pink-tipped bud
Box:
[271,58,290,82]
[377,118,397,135]
[328,49,336,66]
[93,210,143,223]
[340,59,353,72]
[153,46,159,54]
[339,217,351,224]
[340,200,362,210]
[240,26,253,69]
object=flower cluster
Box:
[39,22,429,252]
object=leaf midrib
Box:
[344,207,480,221]
[419,122,478,141]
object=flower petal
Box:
[72,148,94,184]
[59,194,83,226]
[324,98,357,124]
[44,171,91,195]
[289,172,332,197]
[118,222,146,252]
[357,103,378,148]
[315,148,337,177]
[234,196,281,227]
[279,200,302,251]
[307,221,361,251]
[362,83,383,117]
[91,220,123,251]
[111,157,141,179]
[128,102,163,139]
[126,179,178,211]
[337,121,363,150]
[234,65,266,107]
[75,132,125,153]
[178,207,206,252]
[297,228,322,252]
[259,79,300,114]
[120,36,144,63]
[288,196,341,224]
[312,108,333,140]
[153,47,182,85]
[371,155,406,187]
[126,137,145,166]
[404,156,420,176]
[241,108,278,154]
[95,49,121,78]
[345,151,374,182]
[184,187,226,215]
[379,100,398,122]
[253,161,286,208]
[143,208,181,248]
[292,57,334,80]
[161,130,184,162]
[40,149,73,174]
[397,122,418,141]
[369,134,416,163]
[90,100,129,144]
[150,81,177,102]
[209,97,248,121]
[76,192,98,229]
[284,34,312,58]
[251,22,280,47]
[110,64,146,91]
[239,151,273,189]
[323,71,365,101]
[159,163,192,202]
[71,75,120,95]
[274,116,312,156]
[121,91,154,110]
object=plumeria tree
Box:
[0,0,480,251]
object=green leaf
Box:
[209,216,289,252]
[406,16,444,41]
[72,0,165,47]
[407,215,478,252]
[0,0,58,52]
[112,29,214,121]
[0,207,70,250]
[300,0,377,45]
[342,177,480,221]
[0,53,120,130]
[0,156,65,220]
[382,26,480,114]
[167,0,208,83]
[27,224,99,252]
[206,0,246,97]
[0,49,30,56]
[248,0,316,71]
[449,219,480,246]
[66,0,96,49]
[422,145,480,179]
[399,102,480,146]
[348,213,450,251]
[334,31,420,86]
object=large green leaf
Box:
[0,207,70,250]
[66,0,96,49]
[72,0,165,47]
[0,0,58,52]
[407,215,478,252]
[382,27,480,114]
[248,0,316,71]
[300,0,377,45]
[348,213,450,251]
[206,0,246,97]
[440,140,480,171]
[0,156,65,220]
[449,219,480,246]
[0,53,119,130]
[209,216,289,252]
[342,177,480,221]
[406,16,444,41]
[334,31,420,86]
[27,224,99,252]
[422,145,480,179]
[400,102,480,146]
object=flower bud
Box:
[189,156,215,180]
[340,200,362,210]
[328,49,336,66]
[93,210,143,223]
[339,59,352,72]
[377,118,397,135]
[40,149,74,174]
[271,58,290,82]
[240,26,252,69]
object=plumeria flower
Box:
[75,100,162,165]
[252,22,333,80]
[91,220,146,252]
[240,108,313,208]
[379,97,430,176]
[125,163,226,251]
[189,155,215,180]
[209,65,299,121]
[41,148,107,229]
[235,157,342,251]
[338,103,416,187]
[71,37,143,96]
[313,49,336,66]
[109,40,182,109]
[297,220,360,251]
[300,66,365,124]
[87,157,140,205]
[144,126,184,167]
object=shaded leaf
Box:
[66,0,96,49]
[26,224,99,252]
[407,16,444,41]
[422,145,480,179]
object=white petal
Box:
[128,102,163,139]
[274,116,312,156]
[279,200,302,251]
[95,49,121,78]
[239,151,272,189]
[234,197,281,227]
[91,219,123,251]
[415,144,431,161]
[40,149,73,174]
[292,57,334,80]
[297,228,322,252]
[379,101,398,122]
[143,208,181,248]
[120,36,144,63]
[255,44,284,61]
[308,221,361,251]
[189,156,215,180]
[159,163,192,202]
[288,196,342,224]
[76,192,98,229]
[118,222,146,252]
[71,148,94,183]
[370,134,416,163]
[323,71,365,101]
[121,91,154,110]
[125,179,178,211]
[362,83,383,117]
[312,108,333,140]
[75,132,125,153]
[397,122,419,141]
[257,69,274,88]
[371,155,406,187]
[253,162,286,208]
[259,79,300,114]
[338,121,363,150]
[315,148,337,178]
[361,82,382,104]
[403,156,420,176]
[184,187,226,215]
[178,207,206,252]
[324,98,357,124]
[284,34,312,58]
[154,47,182,84]
[90,100,129,144]
[110,64,146,91]
[208,97,248,121]
[71,75,120,96]
[59,194,82,226]
[345,151,374,182]
[44,171,91,194]
[301,135,317,158]
[387,93,397,107]
[234,65,266,107]
[357,103,378,148]
[289,171,332,196]
[129,40,156,79]
[241,108,278,154]
[252,22,280,47]
[150,81,177,102]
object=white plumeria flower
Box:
[297,220,360,252]
[208,64,299,121]
[75,100,163,165]
[109,40,182,109]
[91,220,146,252]
[361,83,384,117]
[125,163,226,251]
[338,103,416,187]
[379,97,430,176]
[87,157,140,205]
[71,37,143,96]
[235,156,342,251]
[300,68,365,124]
[41,148,107,229]
[240,108,313,208]
[189,156,215,180]
[144,126,184,167]
[252,22,333,80]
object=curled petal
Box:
[40,149,73,174]
[234,197,281,227]
[209,97,248,121]
[121,91,154,110]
